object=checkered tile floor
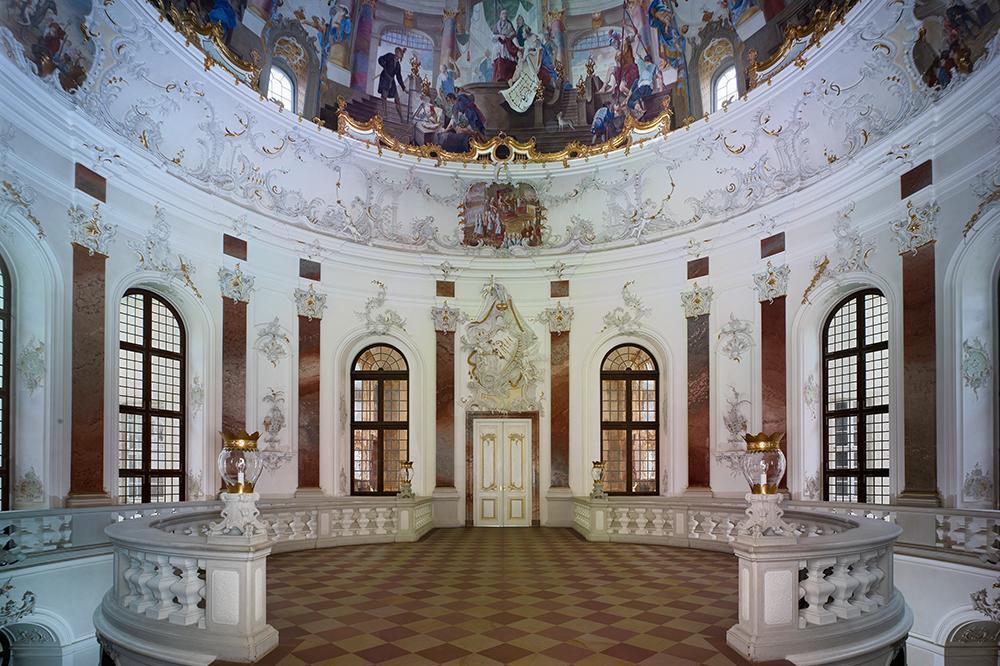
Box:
[218,528,791,665]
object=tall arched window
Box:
[600,344,658,495]
[267,65,296,112]
[351,344,408,495]
[822,290,890,504]
[0,255,11,510]
[712,64,737,112]
[118,289,186,504]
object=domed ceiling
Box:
[0,0,997,256]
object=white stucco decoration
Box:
[129,205,201,298]
[963,463,994,502]
[681,281,714,319]
[356,280,406,335]
[717,314,754,363]
[716,386,750,477]
[962,337,992,398]
[254,317,290,368]
[14,467,43,505]
[600,281,649,335]
[260,388,293,471]
[294,284,327,320]
[537,301,574,334]
[68,202,117,256]
[892,199,939,255]
[218,263,255,302]
[189,376,205,415]
[15,337,44,394]
[0,177,44,239]
[431,302,464,332]
[804,374,819,419]
[753,261,790,303]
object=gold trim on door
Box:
[480,432,497,491]
[508,433,524,491]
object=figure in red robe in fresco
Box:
[492,9,520,82]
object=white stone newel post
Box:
[589,498,611,541]
[202,544,277,660]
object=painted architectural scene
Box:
[912,0,1000,89]
[1,0,95,92]
[460,182,545,249]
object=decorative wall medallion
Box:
[753,261,790,303]
[951,620,1000,645]
[715,386,750,477]
[964,463,994,502]
[185,471,205,500]
[804,373,819,419]
[260,388,293,471]
[962,337,992,398]
[218,263,255,302]
[294,284,327,320]
[15,337,44,395]
[537,302,574,334]
[189,376,205,415]
[717,314,754,363]
[128,205,202,298]
[437,261,456,281]
[686,238,711,258]
[356,280,406,335]
[255,317,290,367]
[802,474,821,500]
[892,199,939,254]
[68,202,117,256]
[14,467,43,505]
[0,178,44,239]
[600,281,649,335]
[548,260,568,280]
[431,302,464,333]
[680,281,714,319]
[460,278,540,412]
[0,579,35,626]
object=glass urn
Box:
[741,432,786,494]
[591,461,605,483]
[218,430,264,493]
[400,461,414,484]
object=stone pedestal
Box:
[431,486,461,527]
[545,487,573,527]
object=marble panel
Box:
[687,314,711,489]
[297,316,321,489]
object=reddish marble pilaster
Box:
[899,243,941,506]
[435,330,455,488]
[761,296,788,481]
[550,332,570,487]
[67,244,111,505]
[687,314,711,490]
[222,298,248,434]
[297,316,322,490]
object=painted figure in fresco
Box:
[627,54,655,113]
[207,0,238,40]
[477,50,493,82]
[648,0,685,72]
[438,61,460,99]
[515,15,527,47]
[462,183,544,249]
[590,100,613,144]
[492,9,520,82]
[612,35,639,97]
[448,91,486,135]
[540,26,558,87]
[330,3,352,43]
[500,26,545,111]
[377,47,407,122]
[14,0,58,30]
[411,94,443,146]
[727,0,758,27]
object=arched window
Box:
[351,344,408,495]
[600,344,658,495]
[712,64,737,112]
[267,65,295,112]
[373,29,434,96]
[822,290,890,504]
[117,290,186,504]
[571,28,621,88]
[0,255,11,510]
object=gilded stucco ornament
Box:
[681,281,714,319]
[963,463,994,502]
[16,337,44,395]
[218,264,255,302]
[717,315,754,363]
[437,261,457,281]
[129,205,201,298]
[68,202,117,256]
[0,178,45,239]
[461,278,540,412]
[962,337,992,398]
[547,260,568,280]
[537,302,574,334]
[431,302,464,333]
[357,280,406,335]
[255,317,290,368]
[600,281,649,335]
[802,204,874,304]
[963,162,1000,237]
[294,284,327,320]
[892,199,938,254]
[753,261,789,303]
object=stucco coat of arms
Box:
[461,278,540,412]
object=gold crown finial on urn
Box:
[740,432,786,495]
[218,430,264,493]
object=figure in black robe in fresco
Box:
[377,47,407,122]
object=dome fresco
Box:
[0,0,996,256]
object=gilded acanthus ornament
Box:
[962,337,992,398]
[601,281,649,335]
[753,261,790,303]
[717,314,754,363]
[431,302,463,333]
[892,199,938,254]
[0,178,45,239]
[831,204,875,274]
[548,260,568,280]
[437,261,457,281]
[537,301,574,334]
[680,281,714,318]
[294,284,327,320]
[254,317,290,367]
[357,280,406,335]
[68,202,117,255]
[129,205,201,298]
[218,263,255,302]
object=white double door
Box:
[473,419,532,527]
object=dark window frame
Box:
[821,289,890,504]
[0,255,11,511]
[350,343,409,496]
[117,289,186,504]
[600,343,659,496]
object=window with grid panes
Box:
[712,65,737,112]
[351,344,408,495]
[267,65,295,112]
[0,255,11,510]
[600,344,659,495]
[118,289,186,504]
[822,290,890,504]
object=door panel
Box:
[502,423,531,526]
[473,419,532,527]
[474,422,502,527]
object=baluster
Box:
[826,555,862,620]
[19,518,41,553]
[848,554,878,613]
[865,550,886,606]
[934,514,948,548]
[131,557,158,613]
[290,512,306,540]
[306,510,318,538]
[614,508,630,534]
[375,508,388,534]
[120,550,144,607]
[969,517,989,553]
[388,507,398,533]
[357,508,372,535]
[340,508,354,536]
[635,508,650,535]
[799,559,837,626]
[168,556,206,626]
[145,554,182,620]
[689,512,702,539]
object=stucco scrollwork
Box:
[962,337,992,398]
[294,284,327,320]
[717,314,754,363]
[14,467,43,506]
[804,373,819,419]
[356,280,406,335]
[600,281,649,335]
[189,376,205,415]
[461,278,540,412]
[15,337,44,395]
[537,302,574,334]
[129,205,201,298]
[69,202,117,256]
[716,386,750,478]
[753,261,790,303]
[972,580,1000,624]
[0,579,35,627]
[681,281,714,319]
[0,178,45,239]
[431,302,464,333]
[891,199,938,255]
[255,317,290,367]
[260,388,293,471]
[963,463,994,502]
[218,263,255,302]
